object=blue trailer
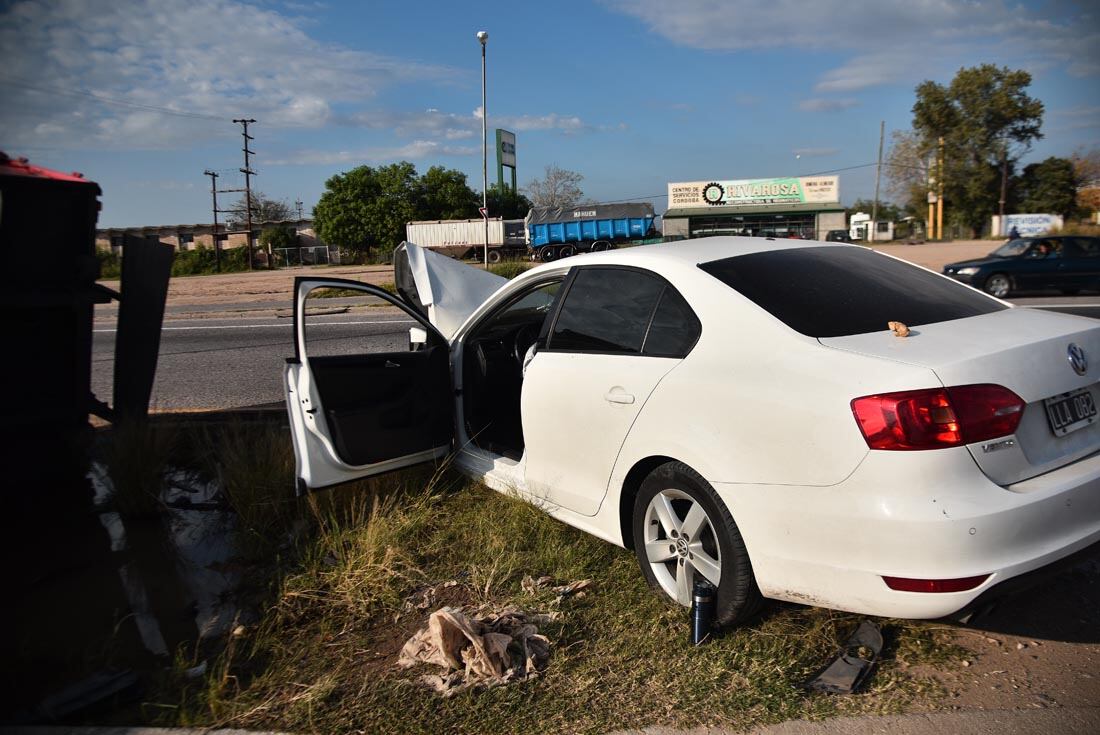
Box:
[525,203,657,261]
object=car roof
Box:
[523,235,847,277]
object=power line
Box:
[0,73,226,122]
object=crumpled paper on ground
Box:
[521,575,594,604]
[397,606,551,696]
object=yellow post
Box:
[936,136,945,240]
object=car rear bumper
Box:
[713,447,1100,619]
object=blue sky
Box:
[2,0,1097,227]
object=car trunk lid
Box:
[820,307,1100,486]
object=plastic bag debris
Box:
[803,619,883,694]
[397,606,551,696]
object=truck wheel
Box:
[559,245,575,258]
[487,249,502,264]
[539,246,557,262]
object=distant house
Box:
[95,219,324,253]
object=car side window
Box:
[549,268,664,354]
[642,286,701,358]
[1071,237,1100,258]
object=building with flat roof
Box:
[662,176,845,240]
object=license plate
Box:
[1044,388,1097,437]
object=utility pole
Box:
[478,30,489,269]
[936,136,945,240]
[233,118,257,270]
[870,120,884,243]
[203,170,222,273]
[998,140,1008,237]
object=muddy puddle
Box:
[5,463,251,723]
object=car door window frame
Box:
[540,265,701,358]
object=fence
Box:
[274,245,334,268]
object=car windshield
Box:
[699,246,1006,338]
[990,239,1031,257]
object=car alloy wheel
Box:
[642,488,722,605]
[632,462,763,625]
[984,273,1011,298]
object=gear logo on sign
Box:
[702,182,725,205]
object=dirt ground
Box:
[95,240,1001,318]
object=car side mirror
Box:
[409,326,428,351]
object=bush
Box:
[97,249,121,279]
[170,245,250,276]
[1045,222,1100,237]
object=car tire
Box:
[539,246,557,262]
[632,461,763,626]
[487,249,503,264]
[984,273,1012,298]
[559,244,576,258]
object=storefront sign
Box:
[1004,213,1062,237]
[668,176,839,207]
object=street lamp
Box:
[477,30,489,268]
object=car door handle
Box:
[604,390,635,405]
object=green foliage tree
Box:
[420,165,480,220]
[846,198,904,222]
[1015,157,1079,217]
[260,226,297,250]
[911,64,1044,235]
[885,129,934,217]
[486,184,533,220]
[313,162,421,258]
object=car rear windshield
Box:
[698,246,1007,338]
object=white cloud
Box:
[609,0,1100,91]
[342,107,592,137]
[0,0,455,149]
[267,140,477,166]
[798,98,859,112]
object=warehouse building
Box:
[662,176,845,240]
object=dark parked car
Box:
[942,236,1100,297]
[825,229,853,243]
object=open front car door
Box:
[284,277,454,493]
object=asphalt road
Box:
[92,310,415,410]
[91,298,1100,411]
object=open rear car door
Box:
[284,277,454,493]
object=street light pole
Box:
[478,30,489,269]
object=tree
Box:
[420,165,480,220]
[524,165,585,208]
[227,191,292,229]
[486,184,533,219]
[1015,157,1079,217]
[846,198,904,222]
[259,226,297,250]
[1074,148,1100,216]
[313,162,421,258]
[885,129,934,216]
[911,64,1044,235]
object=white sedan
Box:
[284,237,1100,625]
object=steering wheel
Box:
[512,323,539,365]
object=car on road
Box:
[825,229,853,243]
[285,237,1100,626]
[942,235,1100,297]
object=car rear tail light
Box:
[882,575,989,593]
[851,384,1024,450]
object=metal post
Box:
[478,31,489,268]
[998,141,1008,236]
[233,118,257,269]
[203,169,221,272]
[936,136,945,240]
[870,120,884,243]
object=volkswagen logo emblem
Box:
[1067,343,1088,376]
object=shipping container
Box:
[405,218,526,263]
[525,203,657,261]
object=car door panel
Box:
[285,277,453,492]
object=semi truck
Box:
[405,217,526,263]
[525,203,657,261]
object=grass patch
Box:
[144,436,963,734]
[489,260,535,280]
[101,419,178,517]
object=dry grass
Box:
[145,446,964,735]
[101,419,178,517]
